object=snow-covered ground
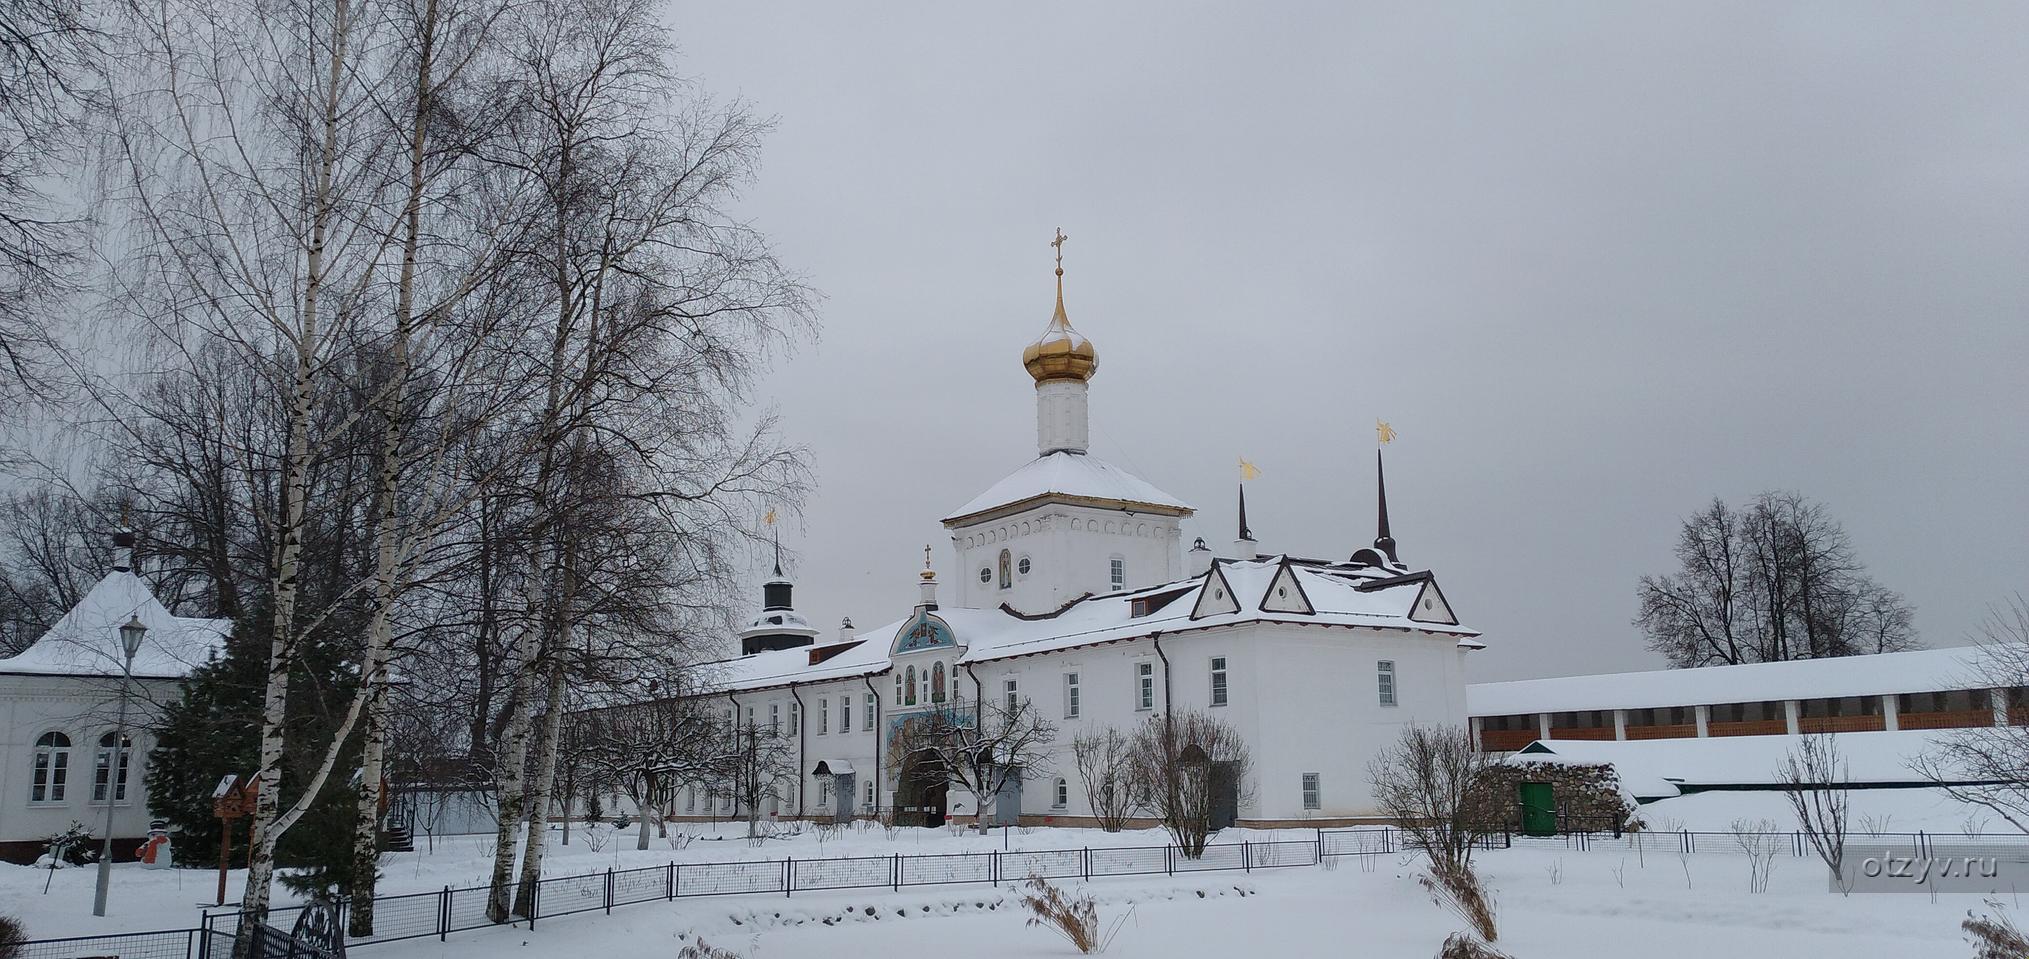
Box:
[1641,786,2009,834]
[4,819,2007,956]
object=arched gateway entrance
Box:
[895,751,949,827]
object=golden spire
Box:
[1023,227,1099,383]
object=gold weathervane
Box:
[1376,420,1398,445]
[1051,227,1069,275]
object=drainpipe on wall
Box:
[789,685,806,818]
[863,674,883,815]
[1150,631,1171,720]
[964,663,984,728]
[726,692,741,823]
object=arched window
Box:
[1053,778,1069,808]
[894,671,904,706]
[931,662,947,703]
[997,549,1012,590]
[94,732,132,803]
[904,665,917,706]
[32,732,69,803]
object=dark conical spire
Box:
[1374,449,1399,565]
[771,525,783,578]
[1237,484,1254,542]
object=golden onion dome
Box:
[1022,246,1098,383]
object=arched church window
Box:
[932,662,946,703]
[904,665,917,706]
[94,731,132,803]
[894,671,904,706]
[998,549,1012,590]
[32,731,69,803]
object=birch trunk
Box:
[238,0,356,931]
[346,0,437,934]
[483,655,536,922]
[511,655,570,916]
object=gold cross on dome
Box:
[1051,228,1069,272]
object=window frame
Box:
[1301,772,1321,811]
[863,692,876,731]
[1135,661,1155,711]
[1109,556,1126,592]
[818,697,829,735]
[1053,777,1069,809]
[1064,672,1081,719]
[1004,678,1020,716]
[1377,660,1397,708]
[1210,656,1228,707]
[31,731,70,804]
[92,732,133,805]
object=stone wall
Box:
[1473,760,1642,832]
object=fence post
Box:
[893,853,901,892]
[439,886,450,941]
[530,877,539,928]
[1243,842,1251,873]
[991,850,999,887]
[605,868,614,914]
[1084,847,1092,882]
[1316,828,1324,861]
[667,862,676,900]
[785,859,793,899]
[1918,830,1928,858]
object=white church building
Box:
[666,243,1483,828]
[0,533,229,862]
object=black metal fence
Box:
[17,829,1397,959]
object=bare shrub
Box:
[0,913,23,959]
[1367,725,1501,874]
[1020,876,1124,954]
[1436,933,1516,959]
[1729,818,1781,894]
[1072,728,1140,832]
[1418,859,1499,943]
[1780,734,1850,893]
[1127,710,1253,857]
[1965,902,2029,959]
[1914,601,2029,832]
[677,938,745,959]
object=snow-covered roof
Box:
[0,570,230,680]
[740,608,816,636]
[1514,730,1955,800]
[1468,645,2004,717]
[697,556,1479,695]
[942,451,1192,525]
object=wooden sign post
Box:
[211,774,256,907]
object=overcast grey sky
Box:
[666,2,2029,682]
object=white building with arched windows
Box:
[0,535,229,863]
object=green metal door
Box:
[1518,781,1556,836]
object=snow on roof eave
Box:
[942,452,1192,526]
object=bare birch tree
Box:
[1911,599,2029,830]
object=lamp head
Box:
[118,615,147,660]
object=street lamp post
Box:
[92,615,147,917]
